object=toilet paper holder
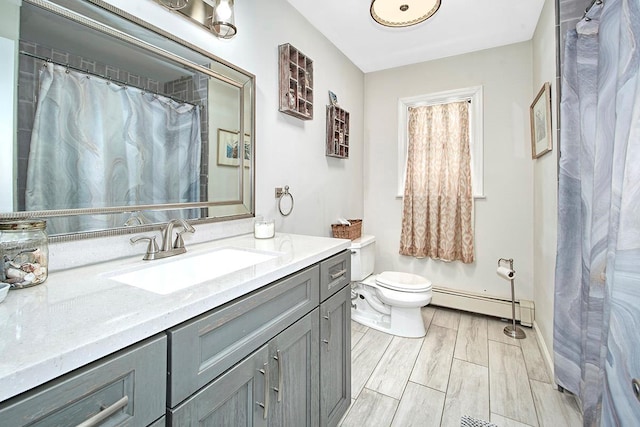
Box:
[498,258,526,339]
[497,257,513,268]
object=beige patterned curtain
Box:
[399,101,474,263]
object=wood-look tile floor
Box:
[339,306,583,427]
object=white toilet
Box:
[350,235,432,338]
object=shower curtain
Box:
[554,0,640,425]
[26,63,201,234]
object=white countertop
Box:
[0,233,350,403]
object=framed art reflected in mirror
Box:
[217,129,250,168]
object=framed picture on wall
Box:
[217,128,251,167]
[530,82,553,159]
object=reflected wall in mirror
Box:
[0,0,255,237]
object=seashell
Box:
[20,263,38,273]
[5,277,23,284]
[13,250,37,265]
[22,272,36,284]
[33,266,46,277]
[3,263,11,280]
[33,249,44,264]
[6,268,27,280]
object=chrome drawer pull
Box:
[323,311,332,350]
[273,350,283,402]
[75,396,129,427]
[330,269,347,280]
[258,363,270,419]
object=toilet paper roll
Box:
[497,266,516,280]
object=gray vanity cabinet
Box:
[267,309,320,426]
[167,266,320,408]
[319,286,352,427]
[169,345,270,426]
[0,250,351,427]
[168,250,351,427]
[0,334,167,427]
[169,310,320,427]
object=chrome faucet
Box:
[161,218,195,252]
[131,218,195,261]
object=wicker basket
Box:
[331,219,362,240]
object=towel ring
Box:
[276,185,294,216]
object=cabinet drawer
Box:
[168,266,320,407]
[0,334,167,427]
[319,250,350,302]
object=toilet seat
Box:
[376,271,432,293]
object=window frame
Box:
[397,86,484,198]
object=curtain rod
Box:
[19,50,201,109]
[583,0,603,18]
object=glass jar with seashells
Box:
[0,219,49,288]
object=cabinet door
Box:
[169,345,270,427]
[319,286,351,427]
[268,309,319,427]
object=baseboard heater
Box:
[431,286,534,327]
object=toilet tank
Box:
[349,235,375,281]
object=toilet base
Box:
[351,290,430,338]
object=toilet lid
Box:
[376,271,432,293]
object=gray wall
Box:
[364,41,535,301]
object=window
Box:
[397,86,484,198]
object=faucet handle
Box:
[173,226,195,249]
[130,235,160,260]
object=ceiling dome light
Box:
[370,0,441,27]
[210,0,237,39]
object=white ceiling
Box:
[286,0,546,73]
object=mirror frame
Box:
[1,0,256,242]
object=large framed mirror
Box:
[0,0,255,239]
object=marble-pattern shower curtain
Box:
[26,64,201,234]
[554,0,640,424]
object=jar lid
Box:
[0,219,47,231]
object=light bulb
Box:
[210,0,236,39]
[216,0,232,21]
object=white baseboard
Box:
[431,286,534,327]
[533,319,555,384]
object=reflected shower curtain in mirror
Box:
[25,64,201,234]
[554,0,640,424]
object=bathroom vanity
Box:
[0,233,351,426]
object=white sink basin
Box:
[107,248,279,295]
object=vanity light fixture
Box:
[370,0,441,27]
[159,0,190,10]
[209,0,237,39]
[155,0,237,40]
